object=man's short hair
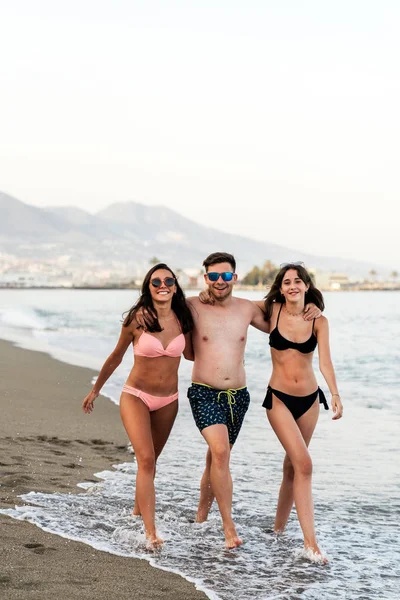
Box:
[202,252,236,272]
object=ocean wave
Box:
[0,306,49,330]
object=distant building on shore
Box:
[0,272,53,288]
[314,271,351,290]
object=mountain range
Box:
[0,191,387,281]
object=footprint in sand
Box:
[10,456,25,463]
[38,435,71,447]
[24,543,56,555]
[51,437,71,446]
[2,474,33,486]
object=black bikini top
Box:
[269,304,317,354]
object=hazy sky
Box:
[1,1,399,268]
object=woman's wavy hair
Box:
[263,263,324,321]
[122,263,194,333]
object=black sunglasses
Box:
[150,277,176,288]
[206,271,235,282]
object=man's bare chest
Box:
[194,311,249,344]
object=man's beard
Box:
[210,286,231,302]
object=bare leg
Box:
[201,425,242,549]
[120,393,177,547]
[267,397,326,561]
[132,400,178,517]
[273,453,294,532]
[195,443,234,522]
[273,402,319,533]
[196,448,214,522]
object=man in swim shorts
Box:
[186,252,270,549]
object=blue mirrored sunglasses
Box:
[206,271,235,282]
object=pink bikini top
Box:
[133,331,185,358]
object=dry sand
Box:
[0,339,208,600]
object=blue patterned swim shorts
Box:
[187,382,250,445]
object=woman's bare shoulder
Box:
[314,314,328,330]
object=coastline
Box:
[0,338,209,600]
[0,284,399,291]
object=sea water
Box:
[0,289,399,599]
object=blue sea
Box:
[0,289,399,600]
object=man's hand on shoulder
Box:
[304,303,322,321]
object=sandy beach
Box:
[0,339,208,600]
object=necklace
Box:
[283,305,304,317]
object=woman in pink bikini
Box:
[82,263,194,547]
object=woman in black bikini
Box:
[260,263,343,562]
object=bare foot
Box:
[224,524,243,549]
[304,545,328,564]
[146,533,164,549]
[225,535,243,549]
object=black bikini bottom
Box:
[262,386,329,420]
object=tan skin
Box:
[188,262,322,549]
[82,269,193,548]
[265,269,343,562]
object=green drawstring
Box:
[191,382,246,424]
[217,389,237,423]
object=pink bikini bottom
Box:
[121,384,178,412]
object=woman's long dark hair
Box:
[264,264,325,321]
[122,263,194,333]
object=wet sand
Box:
[0,338,208,600]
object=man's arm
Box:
[257,297,321,321]
[197,288,321,322]
[252,297,321,323]
[250,301,270,333]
